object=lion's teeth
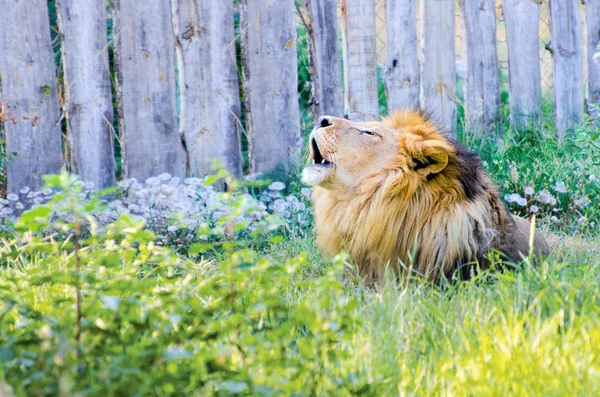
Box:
[321,159,326,164]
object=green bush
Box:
[0,175,360,396]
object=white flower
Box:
[590,175,596,182]
[301,188,312,198]
[286,195,299,205]
[7,193,19,201]
[19,186,30,194]
[517,197,527,206]
[184,177,202,186]
[2,208,14,215]
[118,179,132,189]
[574,196,591,208]
[145,177,160,186]
[529,205,539,213]
[33,197,44,205]
[42,188,53,196]
[504,193,522,203]
[15,202,24,210]
[550,216,559,223]
[482,161,489,168]
[167,225,178,232]
[158,173,172,181]
[535,189,556,204]
[553,181,568,193]
[578,216,588,224]
[524,187,534,195]
[268,181,286,191]
[84,181,95,190]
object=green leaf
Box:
[269,235,284,243]
[189,243,212,254]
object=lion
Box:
[302,109,550,283]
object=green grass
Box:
[262,231,600,395]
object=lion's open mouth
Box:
[302,136,335,186]
[311,137,332,166]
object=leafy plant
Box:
[0,174,359,396]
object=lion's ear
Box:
[408,140,449,176]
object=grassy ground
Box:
[264,230,600,395]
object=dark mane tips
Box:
[452,143,485,201]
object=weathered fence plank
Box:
[173,0,243,178]
[0,0,63,193]
[240,0,302,173]
[385,0,420,111]
[303,0,344,121]
[57,0,115,189]
[341,0,379,120]
[585,0,600,112]
[550,0,584,139]
[420,0,457,134]
[460,0,500,135]
[503,0,542,128]
[113,0,184,180]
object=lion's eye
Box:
[361,130,376,136]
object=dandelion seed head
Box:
[553,181,568,193]
[268,181,286,191]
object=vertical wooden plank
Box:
[460,0,500,135]
[303,0,344,121]
[240,0,303,173]
[0,0,63,193]
[341,0,379,121]
[585,0,600,112]
[113,0,184,180]
[385,0,420,111]
[420,0,457,134]
[57,0,115,188]
[173,0,243,178]
[503,0,542,128]
[550,0,584,139]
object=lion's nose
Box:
[318,116,333,128]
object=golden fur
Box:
[302,109,550,283]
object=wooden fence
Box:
[0,0,598,195]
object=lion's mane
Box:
[312,110,549,282]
